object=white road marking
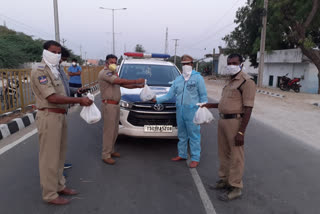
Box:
[187,160,217,214]
[0,129,37,156]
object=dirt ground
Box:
[205,77,320,150]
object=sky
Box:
[0,0,247,60]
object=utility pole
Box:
[99,7,127,56]
[164,27,169,54]
[3,20,6,27]
[257,0,268,87]
[53,0,60,42]
[172,39,179,65]
[112,9,115,55]
[61,38,67,46]
[80,45,82,59]
[212,48,215,76]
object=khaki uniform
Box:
[98,68,121,159]
[217,71,256,188]
[30,63,68,202]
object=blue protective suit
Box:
[156,70,208,161]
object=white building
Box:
[258,49,319,94]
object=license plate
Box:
[144,125,173,133]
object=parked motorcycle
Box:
[279,73,301,93]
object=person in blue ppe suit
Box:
[153,54,208,168]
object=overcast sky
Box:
[0,0,247,60]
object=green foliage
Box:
[117,55,124,65]
[168,56,182,71]
[0,26,43,68]
[0,25,83,68]
[134,44,145,53]
[197,61,213,74]
[223,0,320,67]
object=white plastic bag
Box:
[140,80,156,101]
[193,106,215,125]
[80,93,101,124]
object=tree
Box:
[168,55,182,71]
[0,26,43,68]
[0,26,83,68]
[198,61,213,75]
[117,55,124,65]
[134,44,145,53]
[223,0,320,93]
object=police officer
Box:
[202,53,256,201]
[98,54,145,165]
[31,40,93,205]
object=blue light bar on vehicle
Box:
[124,52,170,59]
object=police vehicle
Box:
[118,52,180,138]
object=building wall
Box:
[263,63,318,93]
[262,49,303,63]
[304,63,319,94]
[259,49,319,94]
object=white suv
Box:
[118,53,181,139]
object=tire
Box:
[293,85,300,93]
[279,83,289,91]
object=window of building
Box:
[269,75,274,86]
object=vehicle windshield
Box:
[119,64,180,86]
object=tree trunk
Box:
[300,47,320,94]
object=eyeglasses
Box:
[182,62,192,66]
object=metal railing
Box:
[0,65,103,114]
[0,69,34,114]
[64,65,104,87]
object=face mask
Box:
[182,65,192,81]
[224,65,242,76]
[72,62,76,66]
[43,49,61,66]
[109,64,117,72]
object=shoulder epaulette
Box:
[37,64,46,71]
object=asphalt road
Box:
[0,99,319,214]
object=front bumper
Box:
[119,108,178,139]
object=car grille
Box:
[131,102,176,112]
[127,111,177,126]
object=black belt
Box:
[38,108,67,114]
[219,113,243,119]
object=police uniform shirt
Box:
[31,63,68,110]
[98,67,121,102]
[218,71,256,114]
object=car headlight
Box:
[120,100,132,109]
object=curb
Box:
[313,102,320,107]
[0,84,100,141]
[256,89,285,98]
[0,111,37,140]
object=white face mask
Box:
[224,65,242,76]
[43,49,61,66]
[42,49,61,78]
[72,62,77,66]
[182,65,192,81]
